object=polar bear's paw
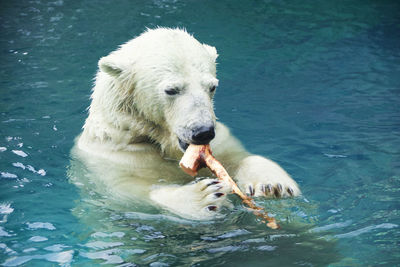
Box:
[150,178,232,220]
[235,155,301,198]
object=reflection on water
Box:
[1,0,399,265]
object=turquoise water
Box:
[1,0,399,266]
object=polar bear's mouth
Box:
[177,125,216,152]
[178,139,189,152]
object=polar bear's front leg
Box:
[149,178,232,220]
[235,155,301,198]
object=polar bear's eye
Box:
[165,88,179,96]
[210,86,216,93]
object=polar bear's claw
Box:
[276,183,283,196]
[235,155,301,199]
[248,185,255,196]
[201,179,221,191]
[241,181,300,198]
[245,182,299,198]
[207,205,217,211]
[214,192,224,198]
[287,187,294,196]
[206,180,220,187]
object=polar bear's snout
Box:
[170,88,217,151]
[177,125,214,151]
[177,124,216,152]
[191,125,215,145]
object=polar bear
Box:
[73,27,300,220]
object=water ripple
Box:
[2,250,74,266]
[0,172,18,179]
[80,248,124,265]
[335,223,398,239]
[0,204,14,215]
[0,226,12,237]
[309,220,353,233]
[11,150,28,158]
[85,241,124,249]
[91,231,125,238]
[12,162,46,176]
[27,222,56,230]
[28,236,48,242]
[217,229,250,239]
[208,245,246,253]
[44,244,70,252]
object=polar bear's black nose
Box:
[191,125,215,144]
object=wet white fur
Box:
[73,28,300,220]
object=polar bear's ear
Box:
[203,44,218,62]
[98,55,126,77]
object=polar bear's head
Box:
[95,28,219,154]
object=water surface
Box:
[1,0,399,266]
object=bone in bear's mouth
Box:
[178,139,189,152]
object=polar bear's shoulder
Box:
[211,122,249,164]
